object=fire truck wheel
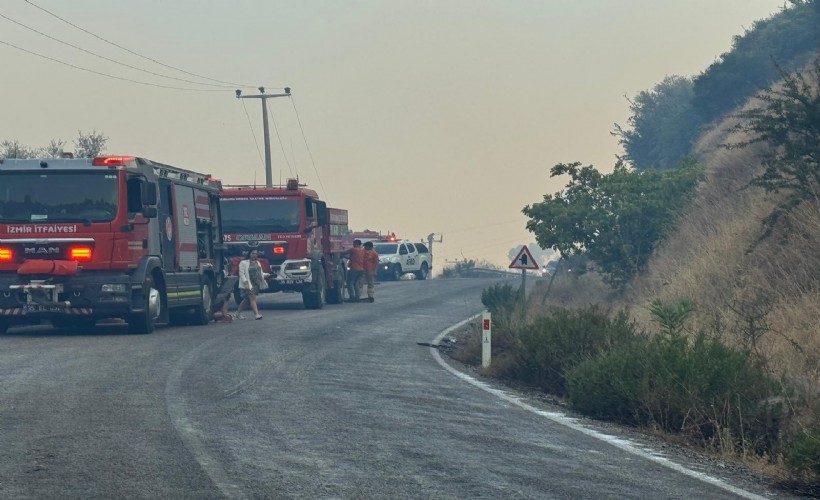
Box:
[326,272,345,305]
[0,320,8,334]
[191,283,213,326]
[302,268,325,310]
[128,287,159,334]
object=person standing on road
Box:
[236,249,267,319]
[214,257,235,322]
[344,239,364,302]
[362,241,378,303]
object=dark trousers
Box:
[347,270,363,300]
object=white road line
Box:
[431,315,767,500]
[165,335,248,500]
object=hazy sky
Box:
[0,0,785,270]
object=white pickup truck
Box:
[372,240,432,280]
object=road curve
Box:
[0,278,787,498]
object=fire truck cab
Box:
[0,155,234,334]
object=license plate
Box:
[24,304,67,313]
[281,279,304,285]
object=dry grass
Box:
[630,114,818,380]
[527,271,615,317]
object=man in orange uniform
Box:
[344,239,364,302]
[362,241,379,303]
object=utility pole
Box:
[235,86,291,187]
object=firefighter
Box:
[362,241,378,303]
[344,239,364,302]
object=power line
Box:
[442,219,525,236]
[265,100,296,179]
[436,236,533,260]
[0,11,234,88]
[0,38,230,92]
[290,96,326,198]
[24,0,260,89]
[240,100,266,174]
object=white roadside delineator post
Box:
[482,311,491,368]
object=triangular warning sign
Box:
[509,245,540,270]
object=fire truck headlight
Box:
[101,284,127,293]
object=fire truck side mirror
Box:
[141,206,158,219]
[142,181,158,206]
[316,201,327,226]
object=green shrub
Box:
[649,298,693,337]
[481,283,520,327]
[785,425,820,476]
[502,306,639,396]
[441,259,476,278]
[567,329,783,455]
[565,335,653,424]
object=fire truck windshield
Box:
[0,171,118,223]
[221,198,301,234]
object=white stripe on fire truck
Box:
[0,308,92,315]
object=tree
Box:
[613,76,701,170]
[0,139,35,159]
[728,57,820,236]
[42,139,68,158]
[73,130,108,158]
[3,132,109,159]
[523,160,703,289]
[692,1,819,124]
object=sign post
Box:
[509,245,540,297]
[481,311,492,369]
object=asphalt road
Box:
[0,277,791,499]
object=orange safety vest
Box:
[347,247,365,271]
[363,249,379,273]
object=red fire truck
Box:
[341,229,396,248]
[0,155,234,334]
[219,179,348,309]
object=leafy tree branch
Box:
[523,160,703,290]
[727,57,820,236]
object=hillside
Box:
[618,58,820,403]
